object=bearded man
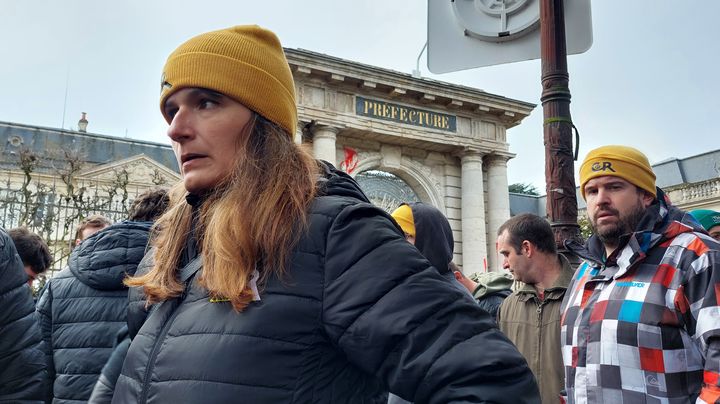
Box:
[561,145,720,403]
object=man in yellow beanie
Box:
[561,145,720,403]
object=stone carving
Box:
[80,155,180,186]
[401,156,444,209]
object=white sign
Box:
[428,0,593,73]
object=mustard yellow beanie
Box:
[160,25,297,136]
[391,204,415,237]
[579,145,656,200]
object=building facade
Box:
[287,49,535,272]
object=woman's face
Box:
[164,88,253,194]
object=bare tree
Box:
[1,146,144,281]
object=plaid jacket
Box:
[561,189,720,403]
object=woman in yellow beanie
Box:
[113,25,539,403]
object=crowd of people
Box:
[1,24,720,404]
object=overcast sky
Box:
[1,1,718,193]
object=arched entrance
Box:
[354,169,420,213]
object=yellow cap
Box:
[579,145,656,200]
[391,204,415,237]
[159,25,297,136]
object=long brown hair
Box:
[126,114,319,311]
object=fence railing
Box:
[0,172,149,277]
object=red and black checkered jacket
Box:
[561,189,720,403]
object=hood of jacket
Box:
[316,160,371,203]
[68,220,152,290]
[472,271,514,299]
[566,187,704,267]
[406,202,453,274]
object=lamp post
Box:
[540,0,582,251]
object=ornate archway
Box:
[350,151,446,212]
[354,170,420,212]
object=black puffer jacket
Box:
[0,228,49,403]
[36,220,152,403]
[88,326,130,404]
[114,164,540,404]
[403,202,470,295]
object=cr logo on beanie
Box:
[579,145,656,200]
[590,162,616,173]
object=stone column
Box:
[460,150,487,273]
[311,125,338,166]
[486,154,511,272]
[294,121,305,145]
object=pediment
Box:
[78,154,180,186]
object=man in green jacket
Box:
[496,213,574,404]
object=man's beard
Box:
[589,200,647,249]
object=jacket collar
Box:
[566,187,701,275]
[517,254,574,301]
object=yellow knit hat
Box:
[391,204,415,237]
[159,25,297,136]
[579,145,656,200]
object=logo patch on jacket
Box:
[616,281,645,288]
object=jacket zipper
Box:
[536,298,544,388]
[138,282,191,404]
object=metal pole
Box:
[540,0,582,251]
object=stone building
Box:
[0,119,180,269]
[287,49,534,272]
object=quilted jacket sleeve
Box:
[321,202,540,404]
[0,230,49,403]
[127,249,155,340]
[35,276,56,392]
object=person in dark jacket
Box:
[85,188,170,404]
[0,227,49,402]
[71,214,111,250]
[36,188,168,403]
[453,267,513,321]
[87,326,129,404]
[114,25,539,404]
[8,226,53,287]
[390,202,469,294]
